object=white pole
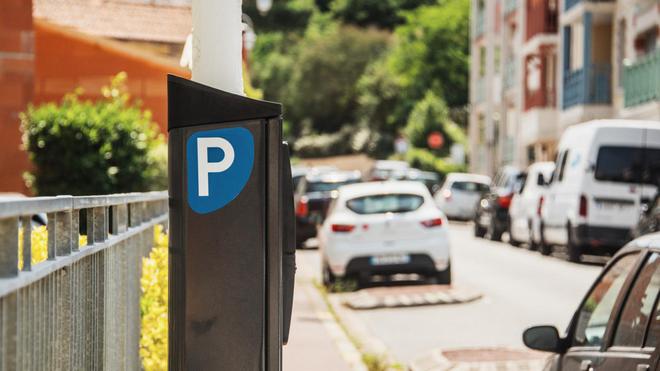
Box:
[192,0,244,95]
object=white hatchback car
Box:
[319,181,451,287]
[434,173,491,220]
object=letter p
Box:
[197,137,235,197]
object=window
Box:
[307,180,359,193]
[558,150,569,182]
[451,181,490,193]
[595,146,660,185]
[573,254,638,347]
[480,47,487,77]
[613,253,660,347]
[346,194,424,215]
[495,46,501,73]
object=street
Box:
[292,221,604,366]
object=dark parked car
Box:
[473,166,522,241]
[523,233,659,371]
[294,170,361,248]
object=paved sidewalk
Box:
[283,277,365,371]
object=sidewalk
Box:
[283,276,365,371]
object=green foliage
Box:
[21,73,166,196]
[404,90,466,156]
[401,147,466,176]
[329,0,436,29]
[388,0,470,109]
[284,24,390,135]
[243,0,316,33]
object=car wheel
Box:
[487,220,503,242]
[508,226,522,247]
[539,222,552,256]
[435,263,451,285]
[474,218,486,238]
[566,224,581,263]
[322,262,336,290]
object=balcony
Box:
[565,0,614,12]
[504,0,517,16]
[623,49,660,108]
[474,11,485,38]
[562,64,612,109]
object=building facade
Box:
[470,0,660,176]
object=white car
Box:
[319,181,451,287]
[508,162,554,248]
[541,120,660,262]
[434,173,491,220]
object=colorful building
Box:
[470,0,660,175]
[0,0,192,193]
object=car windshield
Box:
[451,181,489,193]
[595,146,660,185]
[307,180,358,193]
[346,193,424,214]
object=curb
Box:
[300,277,368,371]
[340,284,483,310]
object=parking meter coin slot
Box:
[281,142,296,344]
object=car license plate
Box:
[370,254,411,266]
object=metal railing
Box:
[562,64,612,109]
[624,48,660,108]
[0,192,168,371]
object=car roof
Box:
[306,170,361,183]
[618,232,660,254]
[574,119,660,131]
[372,160,410,170]
[338,181,429,199]
[444,172,491,184]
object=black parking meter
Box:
[167,75,295,371]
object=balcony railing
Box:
[474,11,485,38]
[562,64,612,109]
[623,49,660,108]
[503,60,517,90]
[504,0,518,16]
[565,0,615,12]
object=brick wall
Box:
[0,0,34,194]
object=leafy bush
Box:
[17,226,87,270]
[140,225,169,371]
[21,73,166,196]
[404,90,466,157]
[402,147,466,176]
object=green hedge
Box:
[21,73,166,196]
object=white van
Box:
[541,120,660,262]
[508,162,555,248]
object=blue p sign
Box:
[186,127,255,214]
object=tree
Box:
[284,23,390,135]
[404,90,466,157]
[328,0,436,29]
[243,0,316,33]
[388,0,470,108]
[21,73,166,196]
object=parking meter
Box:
[167,75,295,371]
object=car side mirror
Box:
[523,325,562,353]
[537,173,546,186]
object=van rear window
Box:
[595,146,660,185]
[346,194,424,215]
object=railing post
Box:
[56,210,72,257]
[47,213,56,261]
[93,207,106,244]
[1,292,18,370]
[0,218,19,278]
[21,216,32,272]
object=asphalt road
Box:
[297,222,604,364]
